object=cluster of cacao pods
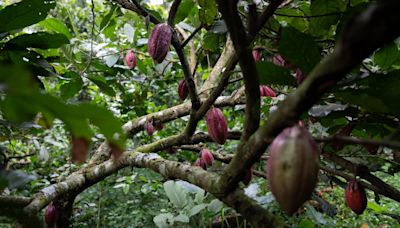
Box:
[178,79,189,100]
[345,179,367,214]
[194,148,214,170]
[124,50,137,69]
[148,23,173,63]
[206,108,228,145]
[273,54,305,85]
[45,203,59,228]
[267,125,319,215]
[259,85,276,97]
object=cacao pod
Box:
[178,79,189,100]
[267,125,319,215]
[200,148,214,166]
[206,108,228,145]
[71,136,90,163]
[242,169,252,185]
[45,203,58,228]
[345,180,367,215]
[259,85,276,97]
[272,54,292,69]
[125,50,137,69]
[144,119,154,136]
[148,23,173,63]
[252,49,261,62]
[194,158,207,170]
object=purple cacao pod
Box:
[148,23,173,63]
[252,49,261,62]
[206,108,228,145]
[178,79,189,100]
[45,203,58,227]
[145,120,154,136]
[272,54,292,69]
[295,68,305,85]
[125,50,137,69]
[194,158,207,170]
[345,180,367,215]
[267,125,319,215]
[200,148,214,166]
[259,85,276,97]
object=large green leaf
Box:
[257,61,296,86]
[4,32,69,50]
[197,0,217,25]
[163,180,188,209]
[278,27,321,75]
[0,0,56,33]
[100,5,117,31]
[335,71,400,115]
[309,0,346,36]
[39,18,72,39]
[373,42,400,71]
[175,0,195,23]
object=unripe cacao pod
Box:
[148,23,173,63]
[144,119,154,136]
[45,203,59,228]
[242,169,252,185]
[272,54,292,69]
[178,79,189,100]
[345,180,367,215]
[259,85,276,97]
[125,50,137,69]
[252,49,261,62]
[194,158,207,170]
[200,148,214,166]
[206,108,228,145]
[267,125,319,215]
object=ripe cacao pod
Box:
[194,158,207,170]
[272,54,292,69]
[178,79,189,100]
[148,23,173,63]
[144,119,154,136]
[45,203,58,228]
[200,148,214,166]
[242,169,252,185]
[267,125,319,215]
[259,85,276,97]
[345,180,367,215]
[206,108,228,145]
[125,50,137,69]
[252,49,261,62]
[71,136,90,163]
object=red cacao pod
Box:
[125,50,137,69]
[252,49,261,62]
[242,169,252,185]
[206,108,228,145]
[45,203,59,228]
[272,54,292,69]
[148,23,173,63]
[144,119,154,136]
[178,79,189,100]
[267,125,319,215]
[259,85,276,97]
[194,158,207,170]
[345,180,367,215]
[200,148,214,166]
[295,68,305,85]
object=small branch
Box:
[167,0,182,26]
[182,25,203,48]
[274,12,344,18]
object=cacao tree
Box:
[0,0,400,227]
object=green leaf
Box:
[309,0,346,35]
[257,61,297,86]
[153,213,174,228]
[279,27,321,75]
[163,180,188,208]
[88,75,116,96]
[207,199,223,213]
[39,18,72,39]
[5,32,69,50]
[198,0,217,25]
[0,0,56,33]
[188,204,206,217]
[335,71,400,115]
[60,79,83,99]
[173,214,189,223]
[100,5,117,31]
[373,42,400,71]
[175,0,195,23]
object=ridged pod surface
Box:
[125,50,137,69]
[200,148,214,166]
[178,79,189,100]
[345,180,367,214]
[45,203,58,228]
[194,158,207,170]
[259,85,276,97]
[267,125,319,215]
[206,108,228,145]
[148,23,172,63]
[272,54,292,69]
